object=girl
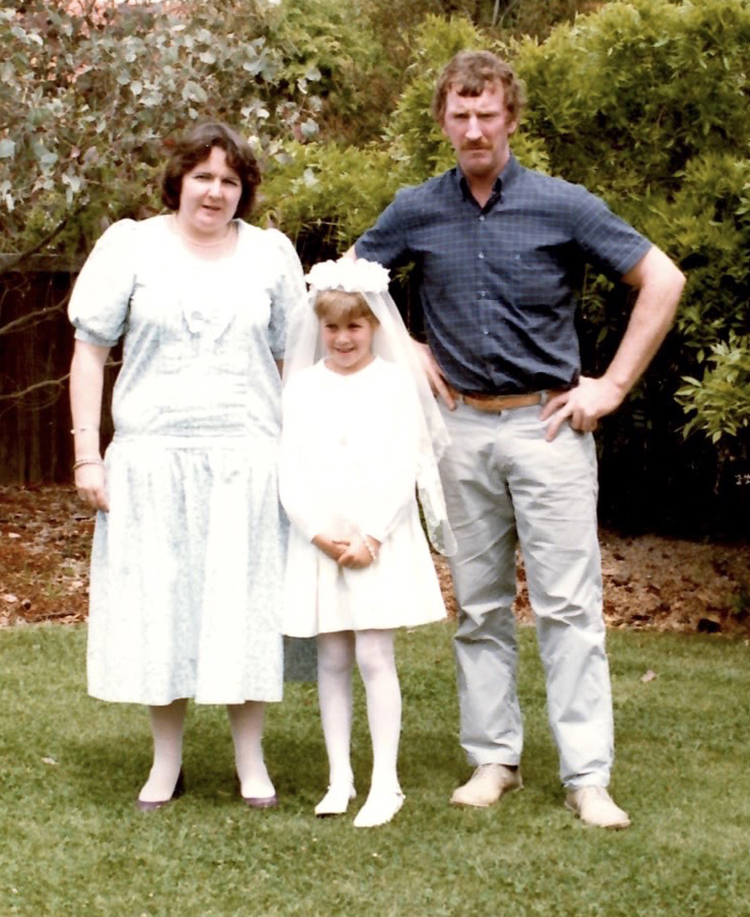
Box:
[279,258,455,828]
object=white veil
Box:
[283,258,456,556]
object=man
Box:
[349,51,685,829]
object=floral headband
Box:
[305,258,390,295]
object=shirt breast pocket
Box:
[508,253,565,307]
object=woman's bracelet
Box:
[73,458,104,471]
[70,426,99,434]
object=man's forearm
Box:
[603,245,685,399]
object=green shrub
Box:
[676,333,750,447]
[259,142,399,261]
[516,0,750,197]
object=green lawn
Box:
[1,623,748,917]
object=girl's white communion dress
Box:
[279,356,447,636]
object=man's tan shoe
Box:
[565,785,631,829]
[450,763,523,808]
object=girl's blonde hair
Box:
[313,289,380,325]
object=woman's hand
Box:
[74,462,109,512]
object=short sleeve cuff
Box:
[73,325,120,348]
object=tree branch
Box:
[0,206,83,279]
[0,297,69,337]
[0,358,121,406]
[0,374,69,404]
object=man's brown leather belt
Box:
[460,391,545,412]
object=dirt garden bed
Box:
[1,484,748,636]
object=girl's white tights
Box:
[317,629,403,815]
[317,631,356,791]
[138,699,273,802]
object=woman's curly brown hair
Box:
[161,122,261,219]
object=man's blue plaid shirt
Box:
[355,154,651,394]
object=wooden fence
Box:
[0,256,116,485]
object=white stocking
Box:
[139,698,188,802]
[317,631,356,789]
[355,629,401,795]
[227,701,275,798]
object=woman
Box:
[69,122,305,810]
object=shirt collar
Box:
[455,153,520,205]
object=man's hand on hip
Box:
[541,376,626,441]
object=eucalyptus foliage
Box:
[0,0,328,257]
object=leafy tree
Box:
[517,0,750,198]
[0,0,332,260]
[0,0,386,483]
[491,0,602,37]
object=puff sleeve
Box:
[68,219,139,347]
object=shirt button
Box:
[483,329,489,335]
[479,215,485,222]
[478,252,485,259]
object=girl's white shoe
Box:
[315,782,357,817]
[353,790,405,828]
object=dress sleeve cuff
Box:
[73,326,120,348]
